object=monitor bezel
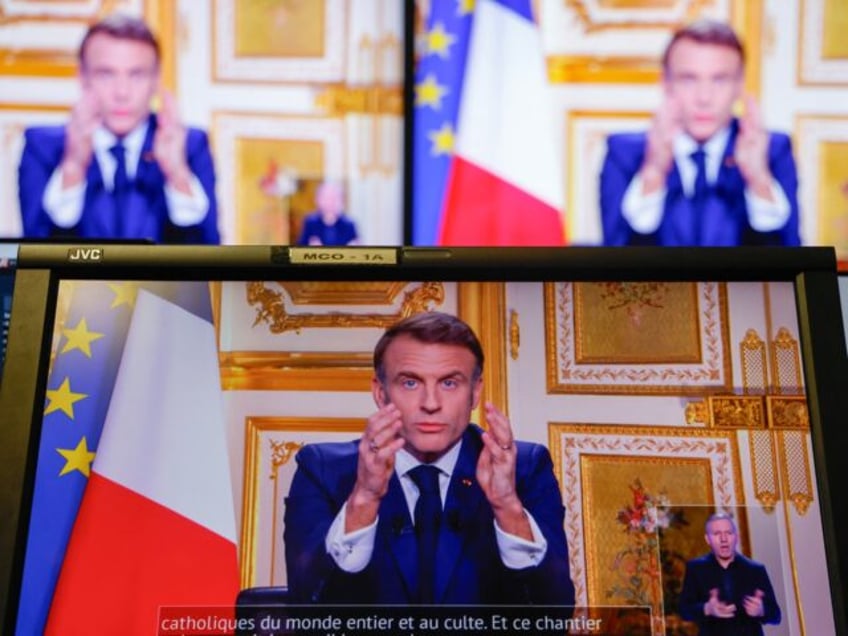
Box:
[1,244,846,635]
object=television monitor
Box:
[840,274,848,356]
[1,245,846,636]
[0,240,19,384]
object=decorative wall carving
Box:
[247,281,444,334]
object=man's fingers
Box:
[484,402,514,450]
[367,419,402,454]
[366,433,404,462]
[744,95,762,127]
[158,90,175,126]
[656,95,682,136]
[363,404,402,453]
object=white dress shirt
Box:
[621,126,791,236]
[42,120,209,229]
[325,440,548,574]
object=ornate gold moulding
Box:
[247,281,444,334]
[222,281,446,390]
[685,395,809,429]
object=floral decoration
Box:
[607,479,692,635]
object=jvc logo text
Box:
[67,247,103,262]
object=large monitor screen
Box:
[1,246,846,636]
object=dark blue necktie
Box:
[110,142,129,237]
[409,464,442,604]
[690,146,708,246]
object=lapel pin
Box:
[461,478,472,487]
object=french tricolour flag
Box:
[44,290,238,635]
[413,0,565,245]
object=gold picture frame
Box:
[212,0,346,83]
[548,423,745,611]
[564,110,652,244]
[798,0,848,85]
[545,281,732,394]
[794,115,848,258]
[239,416,364,588]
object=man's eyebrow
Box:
[394,370,468,381]
[395,371,424,381]
[438,370,468,381]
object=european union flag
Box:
[412,0,474,245]
[15,280,212,635]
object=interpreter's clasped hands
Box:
[705,588,737,618]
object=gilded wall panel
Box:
[239,416,364,588]
[549,423,744,611]
[545,281,731,394]
[213,0,345,82]
[212,113,345,246]
[799,0,848,85]
[0,107,69,236]
[565,111,651,244]
[795,117,848,257]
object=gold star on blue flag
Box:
[60,318,105,358]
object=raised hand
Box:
[477,402,532,540]
[62,90,101,187]
[152,90,191,193]
[734,95,773,199]
[345,403,405,532]
[742,589,765,617]
[705,587,737,618]
[641,95,682,194]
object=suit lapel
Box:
[434,428,486,603]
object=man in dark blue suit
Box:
[600,20,799,247]
[18,15,219,244]
[284,312,575,606]
[679,512,781,635]
[296,181,360,247]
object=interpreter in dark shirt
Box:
[679,512,781,635]
[296,181,360,246]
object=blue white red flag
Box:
[413,0,565,245]
[16,281,238,635]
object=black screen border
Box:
[2,245,846,635]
